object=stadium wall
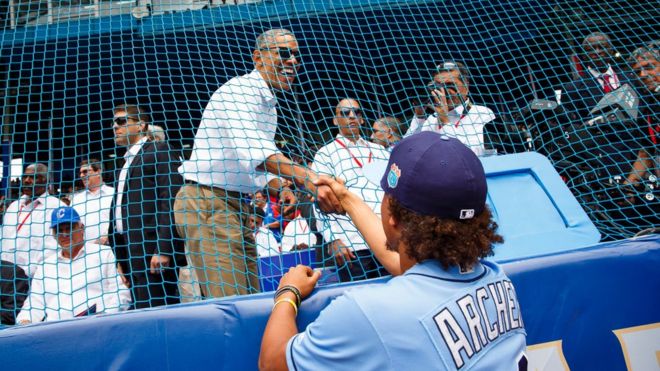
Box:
[0,234,658,370]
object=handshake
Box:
[310,175,353,215]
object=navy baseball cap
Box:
[363,131,487,219]
[50,207,81,229]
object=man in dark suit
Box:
[560,32,656,239]
[109,104,186,309]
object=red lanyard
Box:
[297,218,308,234]
[335,138,372,168]
[438,112,468,130]
[16,202,38,233]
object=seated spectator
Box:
[0,260,29,325]
[254,188,283,242]
[249,206,280,257]
[405,61,495,156]
[312,98,390,282]
[280,194,317,252]
[16,207,130,324]
[371,116,403,149]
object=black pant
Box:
[130,268,180,309]
[337,249,389,283]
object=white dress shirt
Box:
[588,65,620,91]
[0,193,64,277]
[280,216,317,252]
[178,69,281,194]
[405,101,496,156]
[72,184,114,243]
[255,226,280,257]
[312,134,389,252]
[16,242,131,323]
[115,137,148,234]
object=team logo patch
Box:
[459,209,475,219]
[387,163,401,188]
[57,208,66,219]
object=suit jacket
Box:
[109,139,186,276]
[560,64,654,170]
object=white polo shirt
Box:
[71,184,114,243]
[280,216,317,252]
[406,102,496,156]
[311,134,389,251]
[255,226,280,257]
[16,242,131,323]
[178,69,281,194]
[0,193,64,277]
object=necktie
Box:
[602,74,613,93]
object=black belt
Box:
[185,179,248,200]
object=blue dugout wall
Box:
[0,234,658,370]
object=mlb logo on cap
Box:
[51,207,81,229]
[364,131,488,220]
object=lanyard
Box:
[16,201,38,233]
[335,138,372,168]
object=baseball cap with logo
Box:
[50,206,81,230]
[363,131,487,219]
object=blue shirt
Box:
[287,260,527,370]
[263,203,282,242]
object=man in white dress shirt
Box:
[405,61,495,156]
[71,159,114,245]
[0,164,64,278]
[312,98,390,282]
[17,207,130,324]
[174,29,341,298]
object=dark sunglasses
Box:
[112,116,140,126]
[261,47,301,61]
[338,107,362,118]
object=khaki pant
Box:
[173,183,259,298]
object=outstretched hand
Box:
[313,175,349,205]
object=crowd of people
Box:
[0,28,656,335]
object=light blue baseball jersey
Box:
[286,259,527,370]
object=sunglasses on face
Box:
[55,226,82,237]
[338,107,362,118]
[112,116,140,126]
[262,47,301,61]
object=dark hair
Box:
[80,158,103,172]
[114,104,150,132]
[388,196,502,270]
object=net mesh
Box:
[0,0,658,322]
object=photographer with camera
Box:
[405,61,496,156]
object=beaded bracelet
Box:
[275,285,302,307]
[273,298,298,316]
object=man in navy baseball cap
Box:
[260,132,527,371]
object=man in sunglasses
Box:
[17,207,130,324]
[406,61,495,156]
[311,98,390,282]
[71,159,114,246]
[109,103,187,309]
[175,29,342,299]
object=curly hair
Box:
[388,196,503,270]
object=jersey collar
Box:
[404,259,487,282]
